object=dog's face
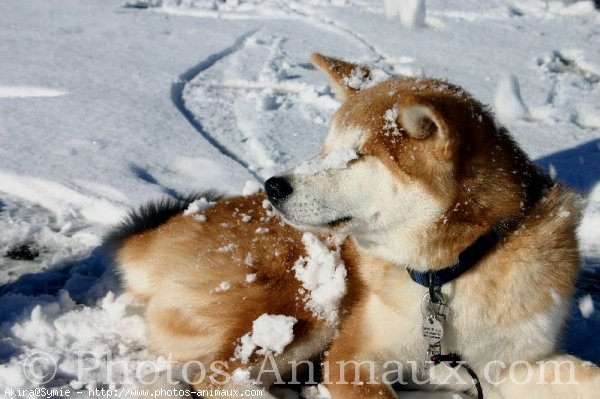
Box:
[265,54,510,262]
[265,98,446,237]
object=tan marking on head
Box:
[327,78,461,204]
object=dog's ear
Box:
[397,96,455,158]
[397,96,448,140]
[310,53,371,101]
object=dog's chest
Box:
[362,272,567,369]
[362,277,499,363]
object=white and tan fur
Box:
[107,53,599,398]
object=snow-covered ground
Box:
[0,0,598,397]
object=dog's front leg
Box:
[322,343,398,399]
[491,354,600,399]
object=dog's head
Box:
[265,53,541,267]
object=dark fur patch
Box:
[103,191,223,256]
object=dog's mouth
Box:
[326,216,353,228]
[275,211,354,231]
[268,200,354,231]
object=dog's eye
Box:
[348,152,367,164]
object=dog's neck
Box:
[353,167,552,272]
[353,217,509,272]
[352,224,473,271]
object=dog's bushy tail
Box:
[104,192,222,253]
[103,192,223,298]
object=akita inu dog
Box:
[107,54,599,399]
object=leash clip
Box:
[421,291,449,321]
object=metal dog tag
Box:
[422,315,444,345]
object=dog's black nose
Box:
[264,176,293,204]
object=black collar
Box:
[407,229,499,288]
[407,175,553,289]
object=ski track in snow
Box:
[179,30,341,179]
[166,0,412,182]
[171,29,263,183]
[279,1,387,63]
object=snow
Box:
[0,290,147,392]
[494,74,530,124]
[234,314,297,364]
[302,384,332,399]
[183,197,214,216]
[217,243,236,253]
[0,0,599,397]
[294,149,358,176]
[342,66,390,91]
[579,294,595,319]
[215,281,232,292]
[293,233,347,323]
[383,107,402,136]
[0,86,66,99]
[262,199,273,209]
[384,0,427,28]
[232,367,252,383]
[193,214,207,222]
[242,180,263,196]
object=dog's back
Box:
[105,192,349,370]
